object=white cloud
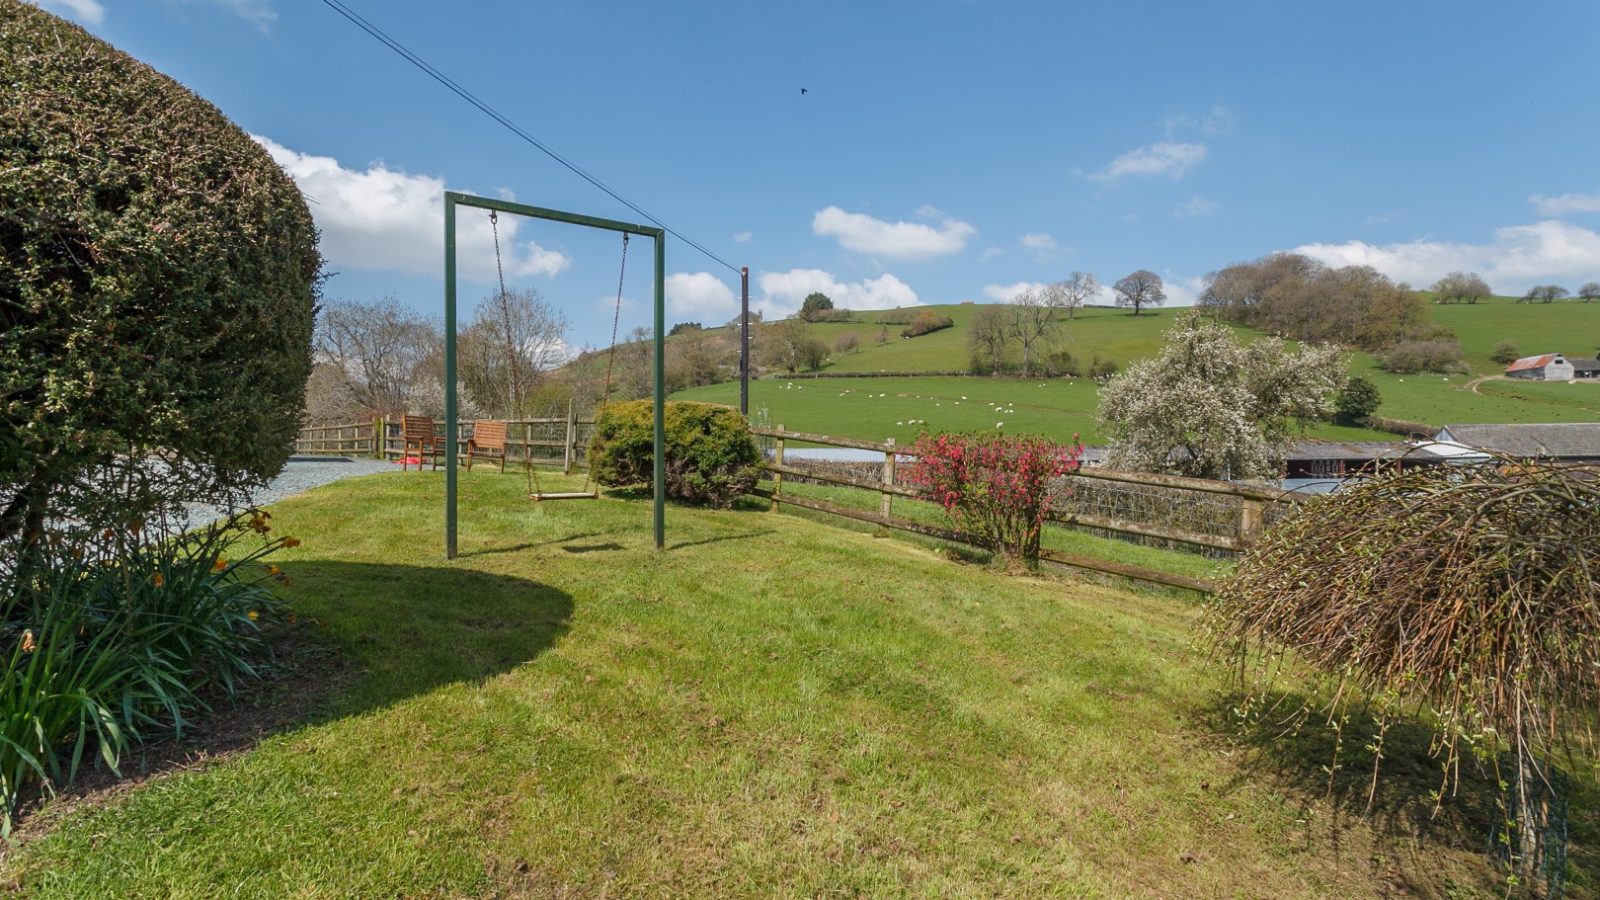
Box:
[1293,219,1600,294]
[1089,142,1207,183]
[1021,232,1058,252]
[255,136,570,282]
[31,0,105,24]
[812,206,976,260]
[979,246,1006,262]
[1164,104,1236,138]
[732,230,752,243]
[1174,195,1218,218]
[166,0,276,31]
[914,204,945,219]
[1529,190,1600,217]
[982,281,1049,302]
[1162,274,1206,307]
[665,272,737,318]
[209,0,274,29]
[758,268,920,317]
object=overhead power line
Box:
[317,0,741,275]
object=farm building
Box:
[1435,423,1600,462]
[1504,353,1575,380]
[1569,357,1600,379]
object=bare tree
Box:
[302,360,362,424]
[967,304,1012,376]
[1007,289,1059,377]
[1519,284,1569,304]
[1430,271,1492,305]
[1057,271,1100,319]
[759,318,828,374]
[1579,281,1600,303]
[458,287,570,417]
[1112,270,1167,316]
[315,297,441,418]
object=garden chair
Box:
[401,414,442,471]
[466,419,510,473]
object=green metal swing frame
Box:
[443,191,667,558]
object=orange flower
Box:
[213,557,228,573]
[152,572,165,588]
[282,536,302,549]
[266,565,280,576]
[20,630,35,654]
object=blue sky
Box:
[34,0,1600,350]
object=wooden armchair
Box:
[400,415,441,471]
[466,420,510,473]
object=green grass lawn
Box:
[4,470,1559,897]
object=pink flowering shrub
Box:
[903,432,1084,567]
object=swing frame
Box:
[443,191,667,558]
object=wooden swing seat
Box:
[529,491,598,502]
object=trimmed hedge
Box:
[588,401,759,507]
[0,2,322,544]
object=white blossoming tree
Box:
[1097,312,1344,480]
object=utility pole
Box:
[739,266,750,415]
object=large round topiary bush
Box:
[588,401,759,507]
[0,1,322,545]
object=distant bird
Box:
[800,88,808,95]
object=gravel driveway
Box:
[183,456,396,527]
[255,457,396,506]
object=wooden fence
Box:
[294,405,596,472]
[749,426,1298,593]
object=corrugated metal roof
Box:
[1285,441,1413,461]
[1437,423,1600,458]
[1506,353,1560,373]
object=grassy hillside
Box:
[671,298,1600,445]
[7,471,1555,896]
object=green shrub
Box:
[589,401,759,507]
[1375,339,1468,374]
[900,312,955,338]
[0,515,292,831]
[0,3,322,552]
[1334,376,1381,425]
[1491,340,1520,365]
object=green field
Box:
[678,373,1380,445]
[6,470,1548,897]
[673,298,1600,446]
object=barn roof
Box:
[1505,353,1560,373]
[1437,423,1600,458]
[1285,441,1413,461]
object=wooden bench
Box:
[466,419,510,473]
[401,415,442,471]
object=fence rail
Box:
[750,425,1300,592]
[295,407,596,472]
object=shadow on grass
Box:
[12,561,573,836]
[562,542,625,554]
[455,531,605,559]
[667,529,774,550]
[1200,690,1600,894]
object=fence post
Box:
[771,425,785,512]
[371,415,385,459]
[563,399,576,475]
[1239,498,1263,546]
[881,437,896,519]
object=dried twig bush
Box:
[1204,460,1600,894]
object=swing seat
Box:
[530,491,599,502]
